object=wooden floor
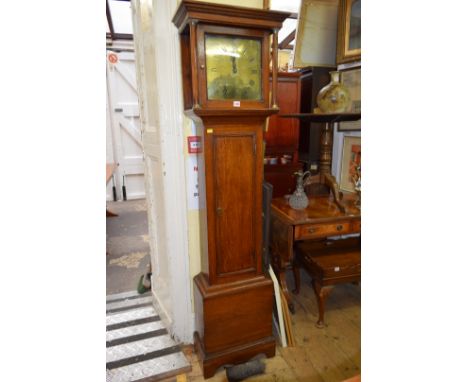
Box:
[180,269,361,382]
[106,201,360,381]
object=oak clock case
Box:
[173,1,289,378]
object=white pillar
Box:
[132,0,193,343]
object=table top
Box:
[271,194,360,225]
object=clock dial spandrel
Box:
[205,35,262,101]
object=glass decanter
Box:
[288,170,310,210]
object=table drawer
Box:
[351,220,361,232]
[295,221,352,240]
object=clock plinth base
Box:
[193,273,276,379]
[194,331,276,379]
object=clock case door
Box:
[196,25,270,110]
[203,118,264,285]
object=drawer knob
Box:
[308,228,315,233]
[336,224,343,231]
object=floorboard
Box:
[107,201,361,381]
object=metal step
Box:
[106,296,154,313]
[107,335,178,364]
[106,291,190,382]
[107,321,166,343]
[107,306,157,327]
[106,290,150,303]
[106,352,191,382]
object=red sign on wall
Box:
[108,53,118,64]
[187,136,202,154]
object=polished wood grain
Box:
[200,117,266,285]
[189,21,200,108]
[185,273,361,381]
[213,132,256,277]
[265,73,301,149]
[193,273,276,377]
[271,28,279,109]
[172,0,288,33]
[294,221,354,240]
[272,194,360,225]
[180,32,194,110]
[270,194,360,311]
[174,2,289,377]
[293,237,361,327]
[264,72,302,197]
[264,162,303,197]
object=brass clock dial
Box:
[205,34,262,101]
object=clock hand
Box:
[230,56,237,74]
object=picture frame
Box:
[293,0,339,68]
[339,135,361,192]
[338,67,361,131]
[336,0,361,64]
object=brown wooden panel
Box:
[351,219,361,232]
[180,32,193,110]
[294,221,352,240]
[202,281,273,353]
[213,133,256,276]
[264,162,303,197]
[265,74,300,148]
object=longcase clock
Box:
[172,1,289,378]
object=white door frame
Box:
[132,0,193,343]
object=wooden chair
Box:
[292,237,360,327]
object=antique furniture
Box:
[296,66,336,170]
[264,72,303,197]
[281,113,360,212]
[172,2,289,378]
[293,236,360,327]
[269,193,360,312]
[264,68,335,197]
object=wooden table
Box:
[269,193,360,312]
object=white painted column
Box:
[132,0,193,343]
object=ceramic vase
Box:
[316,71,351,114]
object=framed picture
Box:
[336,0,361,64]
[293,0,339,68]
[339,136,361,192]
[338,67,361,131]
